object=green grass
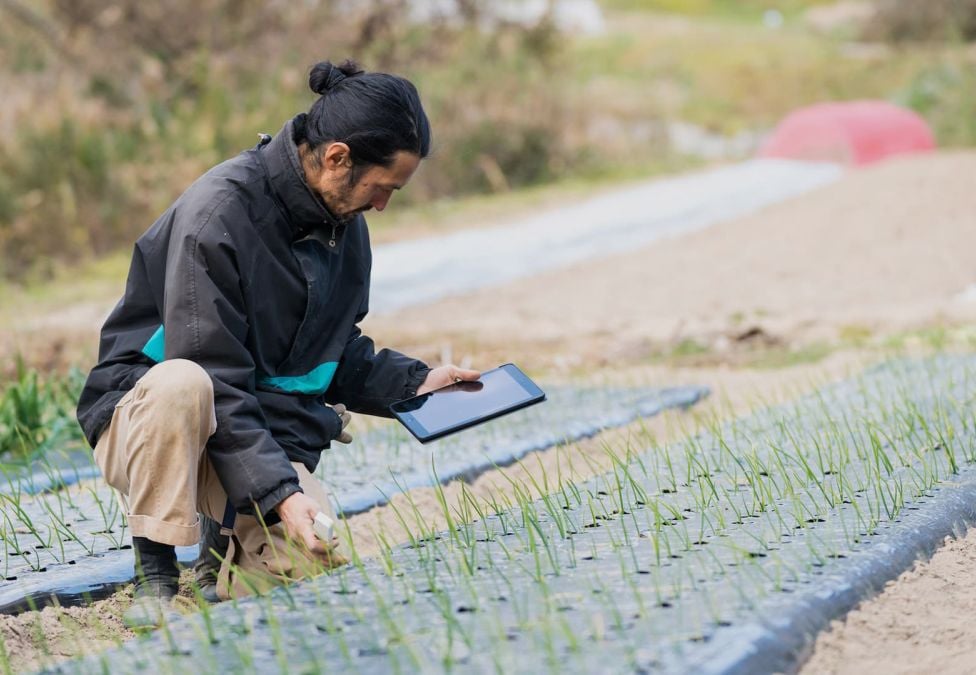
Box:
[600,0,836,21]
[648,338,834,369]
[745,342,834,369]
[642,317,976,371]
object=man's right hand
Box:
[275,491,340,559]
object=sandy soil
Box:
[0,570,201,672]
[3,150,976,671]
[801,528,976,674]
[0,589,134,669]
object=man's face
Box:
[311,145,420,223]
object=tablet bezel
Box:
[389,363,546,443]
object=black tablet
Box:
[389,363,546,443]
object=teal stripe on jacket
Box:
[142,324,337,395]
[259,362,338,395]
[142,325,165,362]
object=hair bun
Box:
[309,59,364,95]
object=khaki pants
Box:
[93,359,341,599]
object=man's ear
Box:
[322,142,353,171]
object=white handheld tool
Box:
[313,512,335,542]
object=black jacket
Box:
[77,115,430,520]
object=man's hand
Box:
[332,403,353,444]
[275,492,339,558]
[417,364,481,396]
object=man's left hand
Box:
[332,403,353,443]
[417,365,481,395]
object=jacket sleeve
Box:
[163,206,300,521]
[76,244,157,447]
[325,323,430,417]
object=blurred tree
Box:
[0,0,71,57]
[50,0,286,65]
[864,0,976,42]
[0,0,578,280]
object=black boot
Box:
[193,514,228,603]
[123,536,179,629]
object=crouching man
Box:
[75,59,479,629]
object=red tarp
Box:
[759,101,936,166]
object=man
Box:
[76,59,479,628]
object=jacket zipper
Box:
[328,223,337,248]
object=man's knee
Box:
[138,359,214,409]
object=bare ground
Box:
[800,528,976,674]
[3,150,976,671]
[0,589,133,669]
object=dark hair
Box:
[303,59,431,170]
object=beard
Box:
[336,206,369,224]
[318,185,368,224]
[319,193,369,225]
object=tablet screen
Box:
[391,364,545,441]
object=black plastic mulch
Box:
[1,385,706,615]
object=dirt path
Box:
[362,151,976,371]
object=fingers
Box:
[333,403,351,426]
[450,366,481,382]
[418,365,481,395]
[298,516,340,557]
[278,494,344,564]
[332,403,353,444]
[301,525,330,555]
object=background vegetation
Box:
[0,0,974,283]
[0,358,83,462]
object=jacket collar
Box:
[260,114,345,241]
